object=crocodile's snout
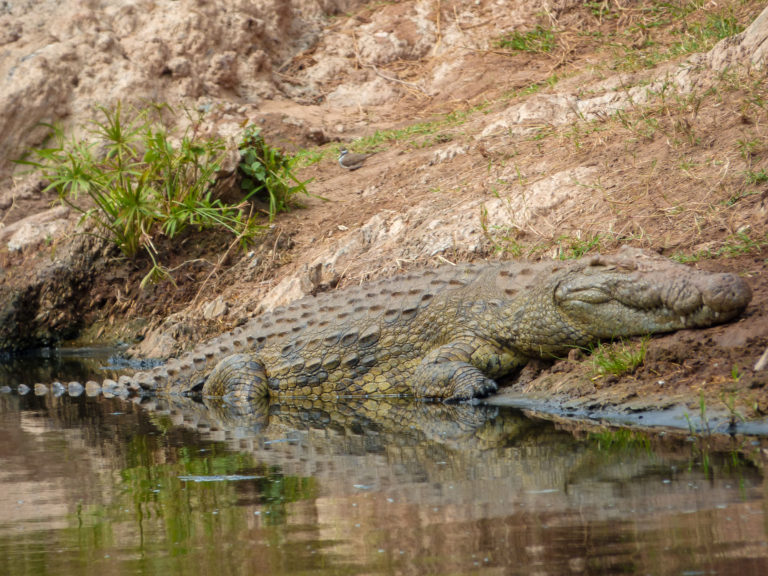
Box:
[556,259,753,336]
[698,272,752,314]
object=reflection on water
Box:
[0,347,128,386]
[1,355,768,575]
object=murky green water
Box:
[2,353,768,575]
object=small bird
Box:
[338,148,372,171]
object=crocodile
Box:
[7,247,752,404]
[98,246,748,405]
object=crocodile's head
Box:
[517,247,752,353]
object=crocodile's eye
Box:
[585,264,615,274]
[556,283,611,304]
[571,288,611,304]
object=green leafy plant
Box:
[696,12,743,41]
[238,125,311,221]
[20,103,262,286]
[609,5,745,72]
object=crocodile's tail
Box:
[125,322,264,396]
[2,322,264,399]
[10,379,138,398]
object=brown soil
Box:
[1,0,767,424]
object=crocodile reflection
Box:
[136,394,541,454]
[3,390,767,576]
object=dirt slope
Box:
[1,0,767,424]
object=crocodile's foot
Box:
[203,353,268,403]
[414,361,499,403]
[443,374,498,404]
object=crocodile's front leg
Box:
[203,353,269,406]
[413,339,522,402]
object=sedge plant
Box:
[19,103,263,287]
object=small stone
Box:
[85,381,102,396]
[34,383,48,395]
[306,126,330,145]
[102,378,118,390]
[68,382,84,396]
[134,372,156,391]
[94,33,114,52]
[18,384,30,395]
[140,398,159,411]
[0,386,11,394]
[754,346,768,372]
[165,56,191,77]
[567,348,584,362]
[203,296,228,320]
[52,382,66,396]
[119,375,140,391]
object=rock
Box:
[85,381,102,396]
[0,233,111,354]
[51,381,66,396]
[165,56,192,78]
[102,379,119,394]
[34,383,48,395]
[67,381,84,396]
[703,7,768,71]
[17,384,30,395]
[0,0,356,184]
[306,126,332,144]
[131,325,179,359]
[0,386,11,394]
[326,77,401,107]
[118,375,141,392]
[255,277,308,315]
[429,145,468,166]
[0,206,70,252]
[202,296,228,320]
[206,51,239,89]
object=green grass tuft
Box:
[496,25,556,53]
[591,337,648,378]
[671,231,767,263]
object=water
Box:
[2,353,768,575]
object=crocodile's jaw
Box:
[510,251,752,354]
[552,258,752,342]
